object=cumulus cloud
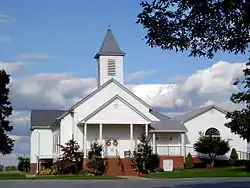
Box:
[0,35,11,42]
[0,60,247,166]
[6,60,245,112]
[19,53,56,61]
[131,61,246,110]
[125,70,157,82]
[10,73,96,110]
[0,61,25,74]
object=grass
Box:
[146,167,250,178]
[0,171,121,180]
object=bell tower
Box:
[94,27,126,87]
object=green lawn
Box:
[0,171,121,180]
[146,167,250,178]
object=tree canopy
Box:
[194,132,230,167]
[137,0,250,141]
[0,69,14,155]
[137,0,250,58]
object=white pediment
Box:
[81,95,151,124]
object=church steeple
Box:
[95,27,125,87]
[94,27,125,59]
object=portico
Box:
[81,123,150,158]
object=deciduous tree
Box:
[194,132,230,168]
[0,69,14,155]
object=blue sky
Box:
[1,0,248,82]
[0,0,249,165]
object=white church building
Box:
[30,28,249,175]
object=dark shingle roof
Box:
[94,28,125,59]
[30,110,67,130]
[174,104,228,123]
[150,110,187,132]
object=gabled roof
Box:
[56,78,153,122]
[150,110,187,132]
[94,28,125,59]
[31,109,67,130]
[80,95,151,123]
[174,104,228,123]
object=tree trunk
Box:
[211,159,214,168]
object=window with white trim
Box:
[205,127,220,138]
[107,59,116,76]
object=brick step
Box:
[104,158,137,176]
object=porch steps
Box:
[104,158,137,176]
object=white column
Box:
[181,133,186,162]
[84,123,87,159]
[145,124,148,136]
[99,124,103,144]
[152,132,156,154]
[130,124,134,154]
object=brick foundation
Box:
[192,157,202,163]
[30,163,43,173]
[82,156,185,176]
[159,156,184,169]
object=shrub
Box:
[244,160,250,171]
[147,154,160,171]
[230,148,238,162]
[39,168,53,175]
[232,159,247,167]
[156,167,164,172]
[214,160,231,167]
[184,153,194,169]
[193,162,207,168]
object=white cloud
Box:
[0,61,25,74]
[10,73,96,110]
[19,53,56,61]
[0,35,11,42]
[131,61,246,109]
[0,60,246,166]
[125,70,157,82]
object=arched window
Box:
[205,128,220,137]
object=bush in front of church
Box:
[184,153,194,169]
[229,148,238,164]
[132,133,160,174]
[87,141,105,175]
[55,139,83,175]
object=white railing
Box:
[156,145,181,156]
[156,145,250,160]
[237,151,250,160]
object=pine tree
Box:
[184,153,194,169]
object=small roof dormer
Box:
[94,27,126,59]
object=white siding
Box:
[184,108,248,158]
[98,56,123,86]
[30,129,53,163]
[58,81,159,149]
[86,98,150,124]
[74,81,158,123]
[60,114,73,148]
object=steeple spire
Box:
[94,27,125,59]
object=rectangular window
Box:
[108,59,116,76]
